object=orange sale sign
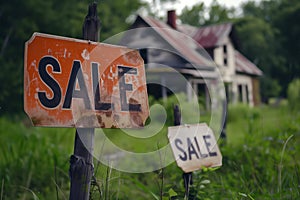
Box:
[24,33,149,128]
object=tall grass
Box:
[0,101,299,199]
[0,117,74,199]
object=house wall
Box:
[252,77,261,106]
[213,37,236,83]
[211,37,260,107]
[235,74,254,107]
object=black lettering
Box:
[194,136,208,158]
[38,56,61,108]
[118,66,141,111]
[187,137,199,160]
[175,138,187,161]
[203,135,217,157]
[92,62,114,110]
[63,60,91,109]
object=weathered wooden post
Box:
[69,3,99,200]
[173,105,193,199]
[24,2,149,199]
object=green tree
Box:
[273,0,300,83]
[205,0,235,25]
[287,79,300,110]
[99,0,145,40]
[180,0,235,26]
[238,0,300,98]
[180,3,206,26]
[0,0,86,115]
[260,76,281,103]
[233,16,283,76]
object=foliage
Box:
[287,79,300,111]
[180,3,206,26]
[238,0,300,97]
[1,97,300,199]
[274,0,300,82]
[0,117,74,199]
[179,0,234,26]
[205,0,235,25]
[0,0,87,115]
[260,76,281,103]
[98,0,145,41]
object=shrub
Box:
[260,76,281,103]
[287,79,300,111]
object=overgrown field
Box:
[0,101,299,199]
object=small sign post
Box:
[169,105,222,198]
[168,123,222,173]
[173,105,193,198]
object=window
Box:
[139,48,148,64]
[224,57,228,66]
[223,45,228,66]
[223,45,227,54]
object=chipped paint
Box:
[81,49,90,60]
[24,33,149,128]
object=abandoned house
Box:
[119,10,263,107]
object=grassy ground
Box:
[0,102,299,199]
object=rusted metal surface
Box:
[235,50,263,76]
[24,33,149,128]
[168,123,222,173]
[184,23,232,48]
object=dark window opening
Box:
[147,83,173,99]
[238,85,243,102]
[223,45,227,54]
[224,57,228,66]
[246,85,249,103]
[139,48,148,64]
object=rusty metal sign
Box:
[168,123,222,173]
[24,33,149,128]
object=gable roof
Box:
[131,15,216,69]
[178,23,262,76]
[125,14,262,77]
[235,50,263,76]
[178,23,239,49]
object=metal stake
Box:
[173,105,193,199]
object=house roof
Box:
[136,15,215,69]
[126,15,262,77]
[235,50,263,76]
[178,23,262,76]
[178,23,239,49]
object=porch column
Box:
[231,81,238,104]
[187,79,193,102]
[193,81,198,101]
[242,84,247,104]
[161,76,167,101]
